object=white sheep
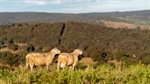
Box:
[57,49,83,71]
[26,47,61,71]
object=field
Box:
[0,13,150,84]
[0,63,150,84]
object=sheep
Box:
[25,47,61,71]
[57,49,83,71]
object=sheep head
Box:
[73,49,83,56]
[52,47,61,54]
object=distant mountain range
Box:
[0,10,150,26]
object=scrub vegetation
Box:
[0,21,150,83]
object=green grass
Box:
[0,63,150,84]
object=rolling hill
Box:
[0,22,150,66]
[0,10,150,29]
[0,10,150,67]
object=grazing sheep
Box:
[57,49,83,71]
[26,48,61,71]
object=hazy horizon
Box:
[0,0,149,13]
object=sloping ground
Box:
[140,25,150,30]
[0,43,27,54]
[0,22,150,66]
[0,47,20,54]
[101,20,136,29]
[101,20,150,30]
[79,57,97,66]
[1,22,150,56]
[0,62,11,69]
[1,10,150,25]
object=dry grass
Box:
[0,63,150,84]
[79,57,97,66]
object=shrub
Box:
[0,52,10,61]
[0,42,5,49]
[7,43,18,50]
[0,51,13,64]
[141,55,150,64]
[113,50,128,60]
[17,51,28,64]
[26,44,35,52]
[76,63,87,70]
[1,22,150,64]
[0,51,28,66]
[90,51,105,64]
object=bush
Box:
[17,51,29,64]
[1,22,150,64]
[26,44,35,52]
[0,51,13,64]
[7,43,18,50]
[141,55,150,64]
[0,42,5,49]
[90,51,105,64]
[113,50,128,60]
[0,51,28,66]
[76,63,87,70]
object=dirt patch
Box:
[15,43,27,47]
[140,25,150,30]
[0,62,11,69]
[101,20,136,29]
[0,47,20,54]
[79,57,97,66]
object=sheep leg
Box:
[62,67,65,71]
[57,61,60,71]
[62,62,66,71]
[72,63,77,70]
[46,65,49,71]
[25,62,29,69]
[69,66,72,70]
[25,58,30,69]
[30,64,34,71]
[72,66,75,70]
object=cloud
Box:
[1,0,149,13]
[50,0,62,4]
[71,0,92,3]
[23,0,48,5]
[49,0,92,4]
[61,0,149,13]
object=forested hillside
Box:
[0,22,150,67]
[1,10,150,28]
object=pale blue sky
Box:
[0,0,150,13]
